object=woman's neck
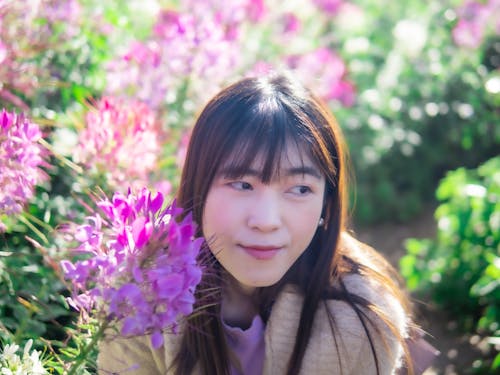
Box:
[221,278,259,329]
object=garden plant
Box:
[401,156,500,373]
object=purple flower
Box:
[61,188,203,348]
[0,109,49,230]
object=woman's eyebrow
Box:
[285,166,322,179]
[218,167,260,177]
[218,165,322,179]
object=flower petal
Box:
[132,216,152,247]
[151,330,164,349]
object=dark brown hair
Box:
[173,73,413,374]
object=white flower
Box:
[0,340,47,375]
[1,343,20,361]
[27,351,46,375]
[393,19,428,57]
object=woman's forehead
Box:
[219,141,322,179]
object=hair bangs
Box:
[217,98,313,183]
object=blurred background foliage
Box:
[401,157,500,373]
[0,0,498,373]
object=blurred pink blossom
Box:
[184,0,266,29]
[0,109,49,230]
[246,61,275,77]
[154,180,172,198]
[0,41,7,64]
[456,0,489,22]
[329,80,356,107]
[452,19,484,48]
[452,0,500,48]
[106,7,241,111]
[175,130,192,170]
[0,0,81,108]
[44,0,81,24]
[74,97,164,191]
[106,0,356,115]
[313,0,344,15]
[285,47,356,106]
[246,0,267,22]
[282,12,301,34]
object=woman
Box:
[98,73,431,374]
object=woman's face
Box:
[202,143,325,291]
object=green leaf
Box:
[492,352,500,370]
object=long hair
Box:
[173,73,413,374]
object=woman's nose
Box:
[246,190,282,232]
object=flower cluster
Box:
[312,0,344,15]
[74,97,164,191]
[452,0,500,48]
[0,109,48,231]
[0,339,47,375]
[284,48,356,106]
[105,0,356,120]
[105,3,248,111]
[61,188,203,348]
[0,0,81,109]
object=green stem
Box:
[39,138,84,174]
[23,211,54,232]
[13,304,34,342]
[18,214,49,245]
[66,321,109,375]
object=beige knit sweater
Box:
[98,274,407,374]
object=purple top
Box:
[222,315,265,375]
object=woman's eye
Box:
[289,185,312,195]
[229,181,253,190]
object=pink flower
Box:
[175,130,192,170]
[0,109,49,230]
[456,0,489,22]
[329,80,356,107]
[61,188,203,348]
[74,97,164,191]
[285,48,356,106]
[282,12,301,34]
[183,0,266,27]
[0,41,7,64]
[246,61,275,77]
[123,41,161,67]
[105,3,245,111]
[153,180,173,199]
[153,11,194,41]
[0,0,82,107]
[313,0,344,15]
[452,19,484,48]
[452,0,500,48]
[246,0,267,22]
[43,0,81,24]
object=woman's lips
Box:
[239,245,283,260]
